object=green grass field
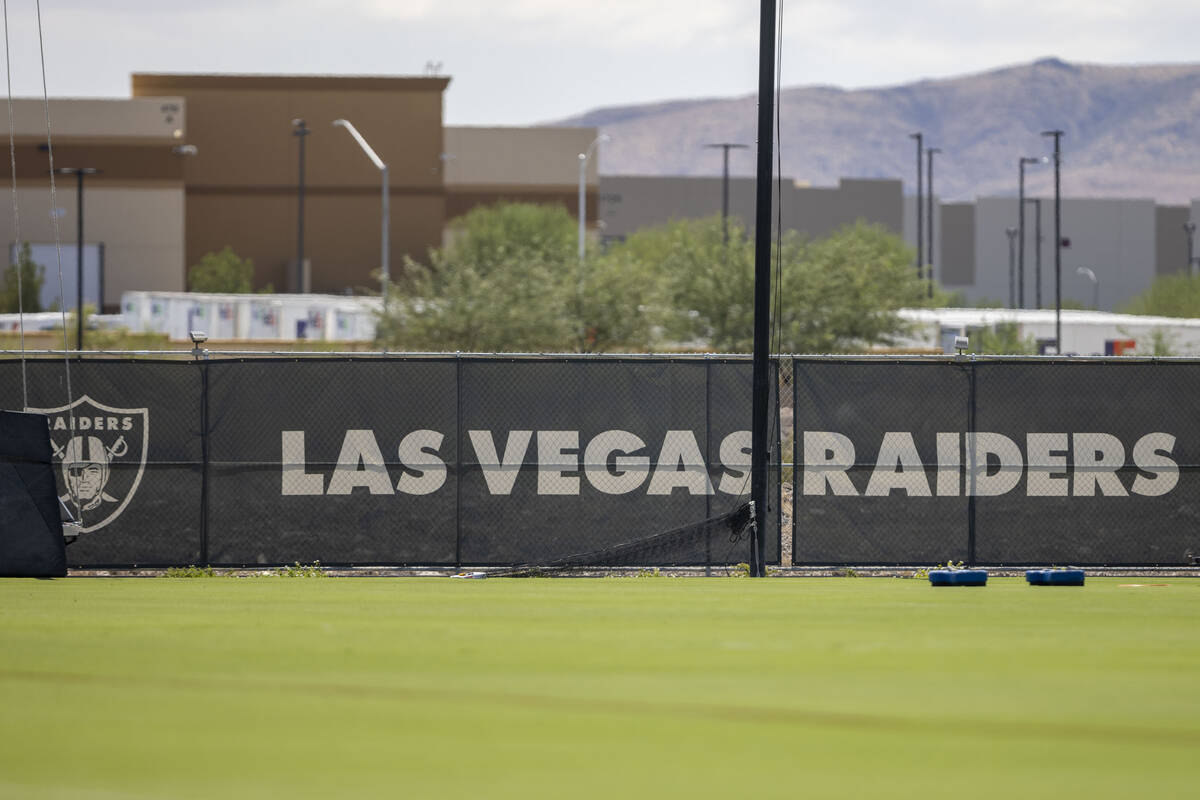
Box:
[1,576,1197,799]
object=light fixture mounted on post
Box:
[1017,156,1047,309]
[704,142,748,245]
[1076,266,1098,310]
[1041,130,1065,351]
[909,132,923,278]
[332,119,389,306]
[577,134,610,264]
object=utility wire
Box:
[3,0,26,408]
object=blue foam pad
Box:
[928,569,988,586]
[1026,569,1085,586]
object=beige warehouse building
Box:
[1,74,600,311]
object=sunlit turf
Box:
[1,576,1197,799]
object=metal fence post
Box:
[199,358,210,566]
[791,356,799,567]
[704,354,712,576]
[455,352,463,571]
[966,359,977,567]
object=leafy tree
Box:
[188,246,255,293]
[377,202,658,352]
[0,242,45,313]
[377,205,949,355]
[443,202,576,269]
[1121,272,1200,317]
[615,217,934,353]
[969,322,1038,355]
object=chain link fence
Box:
[4,352,1193,569]
[0,354,779,568]
[789,356,1200,567]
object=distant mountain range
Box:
[556,58,1200,205]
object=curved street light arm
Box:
[333,119,386,171]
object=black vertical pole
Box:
[455,353,463,571]
[1006,227,1017,309]
[200,359,210,566]
[1043,130,1064,350]
[750,0,777,577]
[910,133,923,276]
[722,147,730,245]
[926,148,939,296]
[75,170,84,349]
[966,362,977,567]
[293,119,310,293]
[705,143,748,246]
[705,356,712,576]
[1017,159,1026,309]
[1186,223,1196,276]
[791,357,798,566]
[1033,198,1043,309]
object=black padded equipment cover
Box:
[0,410,68,577]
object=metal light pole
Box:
[1030,197,1043,308]
[1185,222,1197,276]
[1006,227,1019,309]
[333,119,389,305]
[909,132,923,277]
[292,118,311,293]
[1017,156,1046,309]
[1076,266,1098,310]
[705,142,748,245]
[1042,130,1064,350]
[52,167,98,349]
[577,134,610,263]
[926,147,941,295]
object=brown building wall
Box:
[132,74,450,292]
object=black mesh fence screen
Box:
[0,355,778,568]
[791,357,1200,567]
[0,359,202,566]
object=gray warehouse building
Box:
[601,173,1198,312]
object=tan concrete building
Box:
[443,126,601,226]
[0,76,601,310]
[0,97,187,311]
[131,73,451,295]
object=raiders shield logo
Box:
[27,395,149,533]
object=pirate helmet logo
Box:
[58,434,128,512]
[28,394,149,533]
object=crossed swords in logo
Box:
[51,434,129,462]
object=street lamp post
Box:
[332,119,389,305]
[1006,227,1019,309]
[52,167,99,349]
[1185,222,1197,276]
[909,132,923,277]
[926,147,941,295]
[577,134,610,264]
[705,142,748,244]
[1030,197,1043,308]
[1018,156,1046,309]
[1076,267,1098,310]
[1042,130,1065,350]
[292,118,311,293]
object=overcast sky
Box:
[2,1,1198,125]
